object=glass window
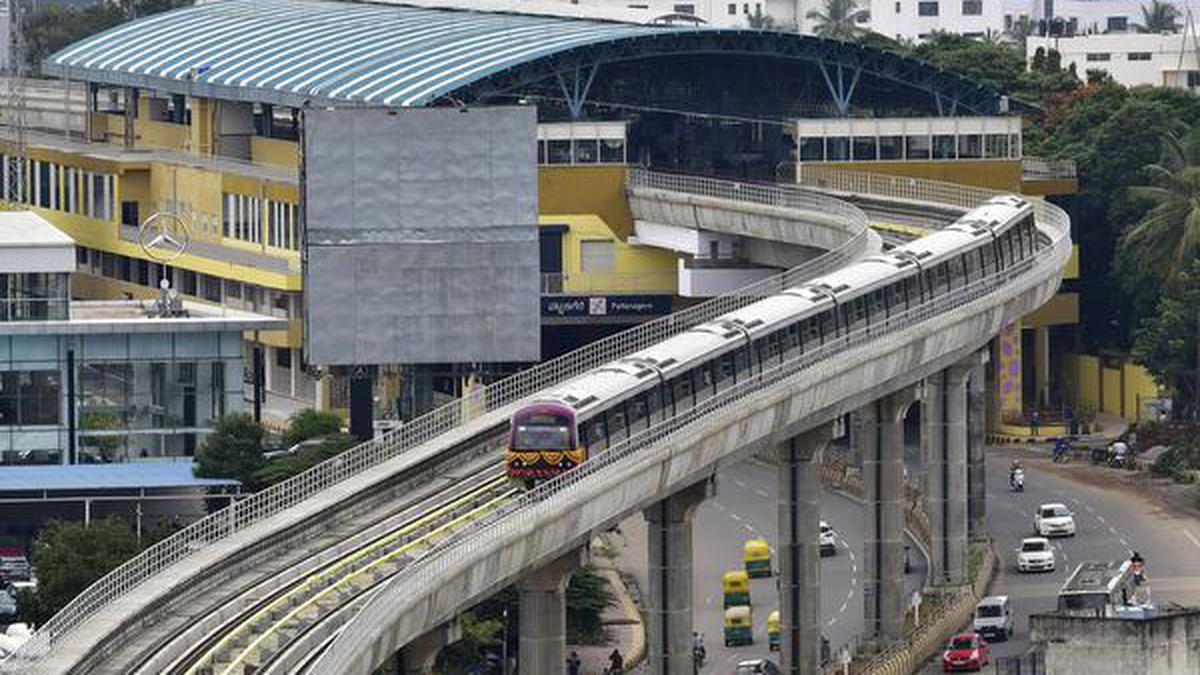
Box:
[958,134,982,159]
[573,139,599,164]
[852,136,878,161]
[962,0,981,14]
[537,140,546,164]
[1086,52,1111,62]
[984,133,1008,158]
[674,3,695,13]
[599,139,625,163]
[1127,52,1151,61]
[1105,16,1127,31]
[728,3,736,14]
[906,135,931,159]
[0,370,61,426]
[826,136,850,161]
[1010,133,1022,158]
[933,134,956,159]
[879,135,903,160]
[547,140,572,164]
[580,241,615,273]
[798,137,824,162]
[918,1,938,15]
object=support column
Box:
[519,548,586,675]
[1034,325,1051,409]
[399,622,461,675]
[645,480,710,675]
[776,427,831,675]
[967,354,988,543]
[924,365,970,589]
[860,390,912,650]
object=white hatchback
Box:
[1017,537,1056,573]
[819,521,837,557]
[1034,503,1076,537]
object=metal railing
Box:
[320,200,1071,668]
[540,271,678,295]
[1,170,872,669]
[1022,157,1078,181]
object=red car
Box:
[942,632,989,672]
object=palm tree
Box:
[1138,0,1179,32]
[806,0,870,41]
[746,6,777,29]
[1121,129,1200,283]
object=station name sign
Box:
[542,295,672,318]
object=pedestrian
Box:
[1029,409,1040,437]
[608,648,624,675]
[567,651,581,675]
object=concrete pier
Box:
[644,480,710,675]
[924,365,970,588]
[518,549,586,675]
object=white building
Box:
[1027,32,1200,87]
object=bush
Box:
[253,433,356,487]
[566,566,614,644]
[282,409,343,448]
[194,413,266,489]
[18,518,140,625]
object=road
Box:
[692,460,927,672]
[912,446,1200,673]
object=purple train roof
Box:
[512,401,576,419]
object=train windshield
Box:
[512,412,574,449]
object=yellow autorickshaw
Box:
[724,605,754,647]
[722,570,751,608]
[743,538,772,578]
[767,610,781,651]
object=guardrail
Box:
[1022,157,1078,181]
[319,192,1069,670]
[1,170,871,670]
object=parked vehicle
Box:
[1034,503,1076,537]
[1017,537,1056,573]
[724,606,753,647]
[942,632,990,672]
[735,658,780,675]
[767,610,780,651]
[972,595,1013,641]
[819,521,837,557]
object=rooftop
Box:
[0,462,238,493]
[0,299,288,336]
[0,212,75,274]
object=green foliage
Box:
[252,433,356,487]
[282,408,344,448]
[1132,261,1200,418]
[1120,132,1200,283]
[806,0,870,41]
[1138,0,1180,32]
[436,611,505,673]
[746,7,776,29]
[194,413,266,488]
[79,411,126,463]
[911,32,1027,94]
[22,1,191,70]
[566,566,615,644]
[17,518,140,625]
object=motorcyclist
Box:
[1009,459,1022,485]
[1053,436,1071,462]
[692,631,706,664]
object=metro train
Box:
[505,195,1039,486]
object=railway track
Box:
[164,470,515,675]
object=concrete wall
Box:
[1031,610,1200,675]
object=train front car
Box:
[506,402,584,487]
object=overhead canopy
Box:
[45,0,1013,114]
[0,463,238,493]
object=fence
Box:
[0,170,872,669]
[1021,157,1078,181]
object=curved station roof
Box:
[45,0,1011,113]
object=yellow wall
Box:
[251,137,299,169]
[1064,245,1079,280]
[1021,177,1079,197]
[1102,367,1122,416]
[543,214,677,294]
[1023,292,1079,328]
[808,160,1023,193]
[1062,353,1158,422]
[539,166,635,239]
[1123,363,1159,422]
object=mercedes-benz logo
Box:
[138,212,191,263]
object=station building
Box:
[2,0,1100,451]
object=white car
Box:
[1034,503,1076,537]
[819,521,837,557]
[1017,537,1056,573]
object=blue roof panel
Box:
[0,462,239,492]
[48,0,689,107]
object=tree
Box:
[912,31,1026,93]
[282,409,344,448]
[22,0,191,70]
[806,0,869,41]
[746,6,776,30]
[1132,260,1200,419]
[1004,15,1038,54]
[1120,128,1200,284]
[1138,0,1179,33]
[252,433,355,487]
[566,566,614,643]
[194,413,266,488]
[17,518,140,625]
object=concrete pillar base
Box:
[519,548,588,675]
[645,479,712,675]
[401,621,462,675]
[924,362,971,589]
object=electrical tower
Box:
[3,0,25,206]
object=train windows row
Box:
[579,214,1038,454]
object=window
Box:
[958,134,982,159]
[879,135,903,160]
[895,1,901,11]
[275,347,292,369]
[826,136,850,161]
[1127,52,1151,61]
[573,139,599,163]
[728,3,736,13]
[1004,13,1013,29]
[1189,71,1200,88]
[905,135,931,159]
[599,139,625,163]
[962,0,981,15]
[852,136,877,160]
[933,134,956,159]
[1086,52,1111,61]
[0,370,61,426]
[223,193,263,244]
[984,133,1008,158]
[580,241,615,273]
[673,3,695,13]
[267,200,297,250]
[918,1,938,15]
[201,274,222,302]
[1106,16,1127,32]
[121,201,139,228]
[798,137,824,162]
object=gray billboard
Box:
[303,106,540,365]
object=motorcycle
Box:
[1010,468,1025,492]
[693,644,706,669]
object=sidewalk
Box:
[988,411,1130,446]
[569,523,648,675]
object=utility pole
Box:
[4,0,27,205]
